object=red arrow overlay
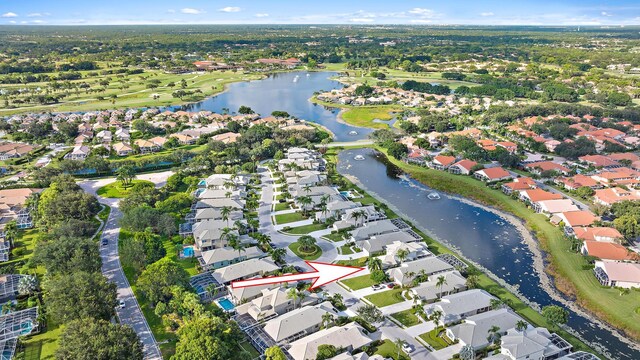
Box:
[231,261,365,290]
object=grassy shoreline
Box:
[324,147,603,356]
[369,146,640,343]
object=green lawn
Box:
[340,244,354,255]
[96,180,154,198]
[340,274,377,290]
[341,106,403,129]
[21,318,62,360]
[372,339,410,360]
[274,202,291,211]
[365,288,405,307]
[418,329,452,350]
[284,223,328,235]
[336,257,368,267]
[391,309,421,327]
[288,243,322,261]
[323,232,346,242]
[274,212,307,224]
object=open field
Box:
[1,68,263,115]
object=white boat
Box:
[293,75,299,83]
[354,155,365,161]
[306,73,310,77]
[427,192,441,200]
[348,130,358,135]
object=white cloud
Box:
[31,20,45,24]
[181,8,203,15]
[601,11,612,17]
[481,12,495,17]
[8,20,16,24]
[27,13,49,17]
[1,12,18,18]
[349,18,374,23]
[219,7,241,13]
[408,8,434,16]
[255,13,269,18]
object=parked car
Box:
[402,344,414,353]
[386,283,396,289]
[101,239,108,246]
[118,300,125,309]
[371,284,384,290]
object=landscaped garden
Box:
[96,180,154,198]
[371,339,410,360]
[283,223,328,235]
[274,212,307,224]
[288,242,322,261]
[418,328,453,350]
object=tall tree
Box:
[31,237,101,275]
[173,316,249,360]
[137,258,190,305]
[56,319,143,360]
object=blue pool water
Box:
[217,298,235,311]
[182,246,194,258]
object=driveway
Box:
[79,171,172,360]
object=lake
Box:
[176,71,373,142]
[338,148,639,360]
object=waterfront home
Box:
[430,155,456,170]
[594,187,640,206]
[490,327,572,360]
[235,287,320,320]
[501,177,537,195]
[112,142,134,156]
[535,199,580,216]
[555,211,597,228]
[382,241,431,267]
[410,270,467,303]
[424,289,495,325]
[149,136,168,148]
[263,302,337,344]
[194,198,245,211]
[358,231,419,255]
[198,246,265,270]
[446,308,525,350]
[519,189,563,207]
[593,261,640,288]
[581,242,639,262]
[192,220,238,251]
[212,258,279,285]
[314,200,359,223]
[449,159,478,175]
[572,227,623,244]
[65,145,91,160]
[287,323,373,360]
[134,139,160,153]
[170,133,196,145]
[474,167,512,182]
[388,256,454,286]
[350,220,400,242]
[0,143,34,160]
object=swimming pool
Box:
[182,246,194,258]
[217,298,235,311]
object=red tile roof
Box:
[583,241,640,261]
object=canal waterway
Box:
[338,148,640,360]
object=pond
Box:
[173,71,373,142]
[337,148,639,360]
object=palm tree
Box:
[431,309,443,332]
[297,235,317,253]
[270,248,287,264]
[221,206,231,226]
[233,220,247,234]
[302,184,312,194]
[225,191,232,198]
[227,234,245,257]
[487,325,502,345]
[297,195,313,216]
[367,257,383,272]
[3,221,17,246]
[396,249,409,264]
[287,287,300,309]
[393,338,408,359]
[321,312,335,329]
[331,293,343,308]
[350,209,367,227]
[465,274,479,289]
[516,320,528,332]
[116,165,136,188]
[247,218,260,233]
[436,275,448,299]
[490,298,504,310]
[458,344,475,360]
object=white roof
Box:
[287,323,372,360]
[449,308,524,349]
[212,258,279,284]
[200,246,264,265]
[263,302,336,342]
[425,289,495,323]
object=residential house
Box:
[149,136,168,148]
[134,139,160,153]
[170,133,196,145]
[535,199,580,217]
[192,220,238,251]
[493,327,572,360]
[474,167,512,182]
[350,220,400,242]
[594,187,640,206]
[112,142,134,156]
[382,241,431,267]
[555,211,597,228]
[446,308,525,350]
[424,289,495,325]
[115,128,130,141]
[524,161,570,176]
[212,258,279,285]
[593,261,640,288]
[287,323,373,360]
[519,189,563,209]
[502,177,537,195]
[65,145,91,160]
[198,246,265,270]
[263,302,337,344]
[556,175,601,191]
[388,256,454,286]
[212,132,241,144]
[430,155,456,170]
[581,242,639,262]
[449,159,478,175]
[572,227,623,244]
[235,287,320,320]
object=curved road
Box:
[80,171,173,360]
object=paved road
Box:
[80,171,173,360]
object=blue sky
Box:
[1,1,639,25]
